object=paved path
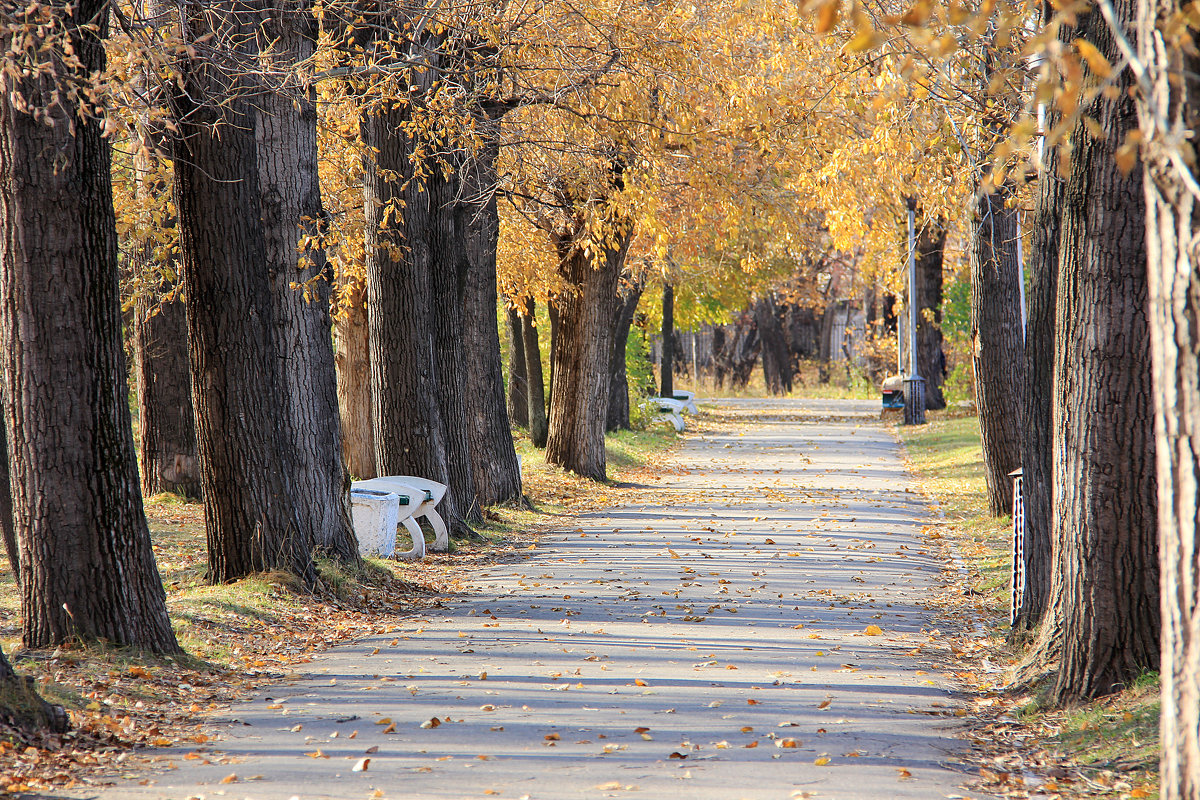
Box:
[86,399,970,800]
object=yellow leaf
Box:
[864,625,883,636]
[1075,39,1113,78]
[815,0,840,33]
[815,756,831,766]
[220,774,238,784]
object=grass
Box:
[897,412,1011,613]
[896,412,1161,799]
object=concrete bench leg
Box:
[426,508,450,552]
[395,516,426,562]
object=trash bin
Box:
[350,488,399,558]
[881,375,904,410]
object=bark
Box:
[1138,0,1200,789]
[507,306,529,428]
[174,13,316,586]
[756,294,792,395]
[459,139,521,505]
[0,2,179,650]
[1040,0,1158,701]
[257,13,357,563]
[915,218,948,411]
[0,647,67,736]
[522,300,549,448]
[360,103,465,532]
[546,230,632,481]
[133,287,199,499]
[1017,77,1063,632]
[969,185,1026,515]
[429,166,483,526]
[335,276,376,479]
[660,282,675,398]
[0,412,15,584]
[607,279,644,431]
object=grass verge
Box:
[0,422,680,793]
[896,411,1159,800]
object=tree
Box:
[0,0,179,649]
[173,6,318,585]
[507,305,530,428]
[335,276,376,479]
[133,274,199,499]
[607,275,644,431]
[520,299,549,447]
[1138,0,1200,787]
[661,282,675,398]
[1021,0,1158,701]
[258,8,359,562]
[359,67,470,536]
[968,182,1025,515]
[0,647,66,736]
[914,216,948,411]
[460,137,523,505]
[1016,26,1063,634]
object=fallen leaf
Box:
[776,738,799,748]
[865,625,883,636]
[814,756,831,766]
[219,774,238,784]
[352,758,370,772]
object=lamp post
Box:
[904,198,926,424]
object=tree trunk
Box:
[1041,0,1158,701]
[756,294,792,395]
[0,1,179,650]
[257,14,357,563]
[1138,0,1200,789]
[133,286,199,499]
[174,13,316,586]
[335,275,376,480]
[522,300,549,448]
[507,306,529,428]
[915,218,948,411]
[0,647,66,736]
[660,282,675,398]
[969,185,1026,515]
[546,233,631,480]
[429,167,483,526]
[459,140,521,506]
[360,104,465,531]
[548,298,559,402]
[607,280,644,431]
[0,410,15,584]
[1017,72,1063,633]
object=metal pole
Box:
[904,199,926,424]
[1016,212,1027,343]
[907,204,919,379]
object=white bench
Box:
[671,390,699,414]
[349,488,423,559]
[641,397,687,432]
[352,476,450,554]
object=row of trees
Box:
[0,0,832,731]
[799,0,1200,791]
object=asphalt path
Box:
[78,398,971,800]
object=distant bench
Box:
[639,393,699,432]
